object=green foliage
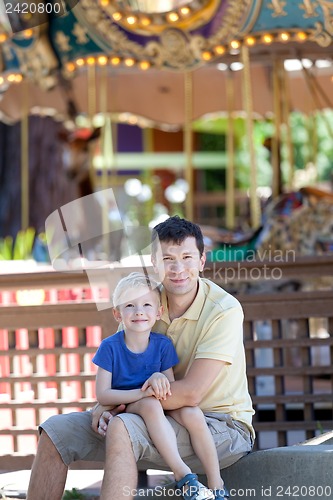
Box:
[0,236,13,260]
[289,110,333,181]
[237,120,273,189]
[0,228,36,260]
[197,132,226,151]
[62,488,86,500]
[194,111,333,191]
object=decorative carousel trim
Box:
[318,0,333,35]
[267,0,287,18]
[0,33,9,44]
[311,21,332,46]
[299,0,320,18]
[103,0,220,36]
[0,71,23,92]
[239,0,263,35]
[209,0,253,45]
[59,26,320,80]
[70,0,253,70]
[69,0,331,71]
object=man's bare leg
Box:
[26,431,68,500]
[100,416,137,500]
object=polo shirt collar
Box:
[160,278,205,323]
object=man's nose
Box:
[170,261,184,273]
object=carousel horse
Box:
[204,186,333,264]
[58,127,123,262]
[254,186,333,257]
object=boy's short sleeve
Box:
[160,337,179,372]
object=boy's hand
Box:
[141,372,171,400]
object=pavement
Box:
[0,469,174,499]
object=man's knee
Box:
[35,429,66,465]
[106,415,129,442]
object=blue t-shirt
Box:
[92,331,179,390]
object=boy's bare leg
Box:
[126,399,191,481]
[100,416,138,500]
[26,430,68,500]
[170,407,224,491]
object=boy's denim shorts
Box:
[40,410,253,472]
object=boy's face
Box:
[151,236,206,298]
[113,287,162,333]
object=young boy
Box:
[92,272,229,500]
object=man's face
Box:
[152,236,206,297]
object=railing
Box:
[0,256,332,470]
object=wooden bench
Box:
[0,257,332,472]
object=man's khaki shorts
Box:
[40,410,253,473]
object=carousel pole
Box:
[226,69,235,230]
[87,62,97,191]
[241,46,261,229]
[142,127,154,224]
[280,62,295,190]
[184,71,194,221]
[100,66,114,257]
[21,82,29,231]
[87,63,96,124]
[272,59,283,198]
[301,62,333,139]
[309,113,318,182]
[99,63,110,194]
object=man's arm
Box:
[159,358,226,410]
[92,357,226,432]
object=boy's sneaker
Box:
[213,487,230,499]
[175,473,215,500]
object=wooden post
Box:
[20,82,29,231]
[184,71,194,221]
[241,46,261,229]
[226,69,235,230]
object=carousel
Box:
[0,0,333,260]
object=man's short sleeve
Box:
[195,303,244,365]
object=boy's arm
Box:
[141,368,175,400]
[96,366,153,406]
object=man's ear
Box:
[113,307,122,323]
[199,252,206,273]
[151,255,158,274]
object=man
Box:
[26,216,254,500]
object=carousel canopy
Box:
[0,0,333,124]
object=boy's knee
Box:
[180,406,202,419]
[136,398,162,417]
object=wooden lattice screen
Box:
[0,259,332,470]
[242,291,333,449]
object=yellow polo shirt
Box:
[155,278,255,436]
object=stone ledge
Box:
[198,444,333,500]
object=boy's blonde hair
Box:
[113,272,161,308]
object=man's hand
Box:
[91,403,126,437]
[141,372,171,400]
